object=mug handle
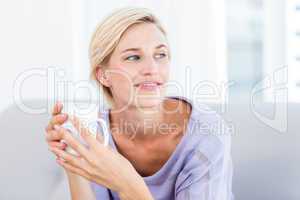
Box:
[93,118,110,147]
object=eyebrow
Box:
[121,44,167,54]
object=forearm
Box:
[118,177,154,200]
[66,171,96,200]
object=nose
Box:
[140,57,159,76]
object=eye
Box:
[125,55,140,61]
[155,53,167,59]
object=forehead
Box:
[115,23,168,52]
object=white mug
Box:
[60,102,110,155]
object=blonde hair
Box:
[89,7,168,106]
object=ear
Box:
[96,67,111,87]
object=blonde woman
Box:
[45,7,234,200]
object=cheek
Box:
[160,65,170,80]
[108,64,135,85]
[110,72,135,91]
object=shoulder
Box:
[175,97,233,177]
[188,99,233,147]
[167,95,233,159]
[174,102,233,194]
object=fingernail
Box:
[62,113,68,118]
[61,144,67,150]
[81,131,88,137]
[56,158,62,164]
[54,125,60,130]
[56,101,62,107]
[57,157,65,163]
[57,114,66,120]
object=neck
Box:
[109,98,184,141]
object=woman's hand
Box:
[45,102,68,151]
[48,116,150,198]
[45,103,97,200]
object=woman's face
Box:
[101,23,170,110]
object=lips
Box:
[134,81,163,91]
[134,81,163,87]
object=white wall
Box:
[0,0,73,113]
[263,0,286,74]
[263,0,300,102]
[286,0,300,102]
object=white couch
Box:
[0,100,299,200]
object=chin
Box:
[134,94,164,110]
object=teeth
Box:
[139,82,158,86]
[141,82,156,86]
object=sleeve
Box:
[175,129,234,200]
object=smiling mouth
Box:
[134,81,163,86]
[134,81,163,91]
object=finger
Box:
[69,116,100,151]
[50,147,93,179]
[48,141,67,150]
[70,115,80,133]
[50,147,83,167]
[52,102,63,116]
[82,128,99,151]
[54,125,92,161]
[46,114,68,131]
[56,157,91,180]
[45,130,64,141]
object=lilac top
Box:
[90,96,234,200]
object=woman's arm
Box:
[117,176,154,200]
[66,171,96,200]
